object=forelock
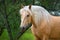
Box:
[19,6,32,15]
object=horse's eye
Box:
[27,15,29,17]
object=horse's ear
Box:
[20,4,24,8]
[29,5,31,10]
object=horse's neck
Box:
[42,12,51,23]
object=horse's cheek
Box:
[28,17,31,23]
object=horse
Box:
[19,5,60,40]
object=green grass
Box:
[0,29,34,40]
[0,29,10,40]
[19,29,35,40]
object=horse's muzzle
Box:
[20,23,32,32]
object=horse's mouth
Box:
[20,23,32,32]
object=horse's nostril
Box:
[22,27,25,30]
[20,27,25,31]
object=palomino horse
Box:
[19,5,60,40]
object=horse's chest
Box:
[31,25,48,38]
[31,27,43,38]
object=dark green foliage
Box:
[0,0,34,40]
[39,0,60,11]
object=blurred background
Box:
[0,0,60,40]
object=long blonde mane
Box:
[20,5,51,26]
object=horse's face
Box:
[20,9,32,29]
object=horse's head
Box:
[19,5,50,30]
[20,5,32,30]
